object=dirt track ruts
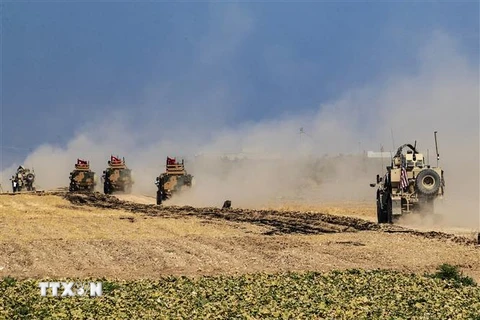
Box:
[61,192,479,246]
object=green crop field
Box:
[2,194,479,319]
[2,269,479,319]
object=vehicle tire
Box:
[419,198,434,214]
[156,190,162,205]
[376,190,388,223]
[415,169,441,196]
[26,173,35,182]
[104,183,110,194]
[386,196,393,224]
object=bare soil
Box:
[0,192,478,282]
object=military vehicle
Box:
[10,166,36,192]
[155,157,193,205]
[370,132,445,223]
[69,159,97,192]
[102,155,134,194]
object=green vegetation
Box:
[426,263,477,287]
[1,269,479,319]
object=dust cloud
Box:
[1,31,478,230]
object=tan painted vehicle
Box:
[102,155,134,194]
[155,157,193,205]
[10,166,36,192]
[69,159,97,192]
[370,132,445,223]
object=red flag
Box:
[167,157,176,165]
[111,155,121,163]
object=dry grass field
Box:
[1,192,479,282]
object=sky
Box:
[2,1,478,164]
[0,1,479,224]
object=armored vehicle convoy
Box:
[10,166,36,192]
[155,157,193,205]
[370,132,445,224]
[102,155,134,194]
[69,159,97,192]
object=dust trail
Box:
[1,32,478,231]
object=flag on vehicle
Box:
[110,155,122,164]
[400,165,408,191]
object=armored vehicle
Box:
[155,157,193,205]
[370,132,445,223]
[102,155,134,194]
[69,159,97,192]
[10,166,36,192]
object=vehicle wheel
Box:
[419,198,434,215]
[156,190,162,205]
[376,190,388,224]
[386,195,393,224]
[104,183,111,194]
[416,169,441,196]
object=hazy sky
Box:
[1,1,479,170]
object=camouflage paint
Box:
[103,157,134,194]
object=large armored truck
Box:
[69,159,97,192]
[370,132,445,223]
[155,157,193,205]
[102,155,134,194]
[10,166,36,192]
